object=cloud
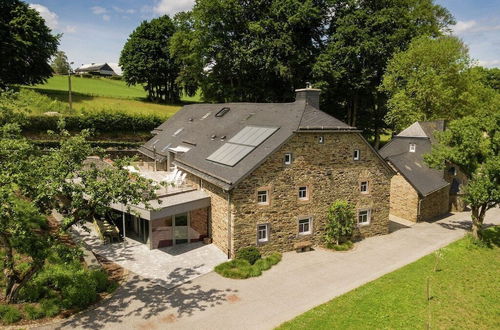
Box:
[102,15,111,22]
[113,6,136,14]
[452,20,476,34]
[29,4,58,30]
[452,20,500,35]
[63,25,77,33]
[153,0,195,16]
[478,59,500,68]
[91,6,107,15]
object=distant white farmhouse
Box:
[75,63,120,76]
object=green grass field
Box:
[24,75,201,118]
[278,228,500,330]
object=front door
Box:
[173,213,189,245]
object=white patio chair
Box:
[176,173,187,186]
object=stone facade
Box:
[190,207,209,242]
[389,172,450,223]
[389,173,420,222]
[443,164,468,212]
[200,180,231,256]
[227,132,392,256]
[419,186,450,221]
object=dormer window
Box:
[215,107,230,117]
[409,143,416,152]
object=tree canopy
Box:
[381,35,500,131]
[170,0,329,102]
[51,51,71,75]
[120,15,180,103]
[313,0,454,147]
[0,0,59,87]
[0,103,158,302]
[424,112,499,239]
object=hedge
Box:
[23,112,164,133]
[33,140,142,150]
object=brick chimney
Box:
[295,85,321,109]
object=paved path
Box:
[54,212,228,288]
[38,208,499,330]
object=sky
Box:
[26,0,500,69]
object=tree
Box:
[0,0,59,88]
[120,15,180,103]
[0,105,158,302]
[425,113,500,240]
[324,200,356,246]
[51,51,71,75]
[170,0,328,102]
[381,35,500,131]
[314,0,454,147]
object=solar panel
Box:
[206,143,254,166]
[206,125,279,166]
[229,126,279,147]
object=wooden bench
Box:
[294,241,313,252]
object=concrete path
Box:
[70,224,228,288]
[38,208,499,330]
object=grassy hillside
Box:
[23,75,201,118]
[278,228,500,330]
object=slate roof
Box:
[139,90,358,190]
[379,121,448,196]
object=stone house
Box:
[113,88,393,257]
[379,121,467,223]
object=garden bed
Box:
[215,247,282,279]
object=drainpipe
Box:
[227,191,232,259]
[153,146,157,171]
[417,198,422,222]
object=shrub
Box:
[90,269,110,292]
[267,252,282,265]
[327,241,354,251]
[215,252,283,279]
[254,258,271,271]
[215,259,252,279]
[61,273,98,309]
[236,247,261,265]
[24,304,45,320]
[40,299,61,317]
[324,200,356,246]
[0,305,22,324]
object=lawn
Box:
[278,228,500,330]
[23,75,202,118]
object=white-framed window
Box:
[257,190,269,205]
[358,209,371,225]
[360,181,369,193]
[298,186,308,200]
[284,153,292,165]
[409,143,416,152]
[353,149,360,160]
[318,136,324,144]
[257,224,269,243]
[448,167,457,176]
[298,217,312,235]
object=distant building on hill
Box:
[75,63,118,76]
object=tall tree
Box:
[170,0,328,102]
[120,15,180,103]
[0,105,158,302]
[0,0,59,88]
[51,50,71,75]
[314,0,454,147]
[381,36,500,131]
[424,112,500,240]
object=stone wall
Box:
[230,132,392,256]
[389,173,420,222]
[200,180,230,256]
[190,207,209,242]
[420,185,450,221]
[443,164,468,212]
